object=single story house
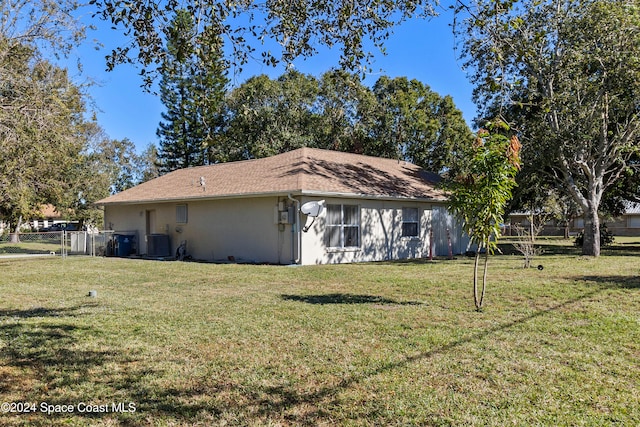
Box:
[606,203,640,236]
[96,148,470,265]
[509,202,640,237]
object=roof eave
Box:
[97,189,446,206]
[300,190,447,203]
[95,190,305,206]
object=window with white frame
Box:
[402,207,419,237]
[325,204,360,248]
[176,204,188,224]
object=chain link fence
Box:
[0,231,114,258]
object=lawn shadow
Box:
[0,304,97,319]
[580,275,640,289]
[255,286,611,425]
[0,304,112,376]
[0,303,233,426]
[601,245,640,257]
[281,293,425,306]
[0,303,153,425]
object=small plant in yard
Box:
[511,213,553,268]
[511,224,543,268]
[447,119,521,310]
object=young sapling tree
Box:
[447,119,521,311]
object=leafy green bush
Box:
[574,223,615,247]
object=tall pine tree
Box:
[156,10,228,173]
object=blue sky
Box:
[71,8,476,153]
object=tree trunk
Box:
[582,207,600,257]
[473,241,488,312]
[529,213,535,243]
[473,248,481,310]
[523,252,531,269]
[480,248,489,309]
[9,216,23,243]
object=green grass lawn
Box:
[0,243,639,426]
[0,241,61,255]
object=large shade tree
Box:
[0,44,89,235]
[0,0,85,57]
[370,76,473,172]
[0,0,98,233]
[220,70,472,167]
[455,0,640,256]
[221,71,321,160]
[314,70,377,154]
[89,0,436,88]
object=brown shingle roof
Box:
[96,148,446,205]
[39,204,63,218]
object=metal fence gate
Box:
[0,231,114,258]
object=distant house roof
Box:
[39,204,62,218]
[37,204,75,219]
[96,147,446,205]
[623,202,640,215]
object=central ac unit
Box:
[147,234,171,257]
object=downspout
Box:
[287,194,301,264]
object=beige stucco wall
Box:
[104,195,467,265]
[104,197,294,264]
